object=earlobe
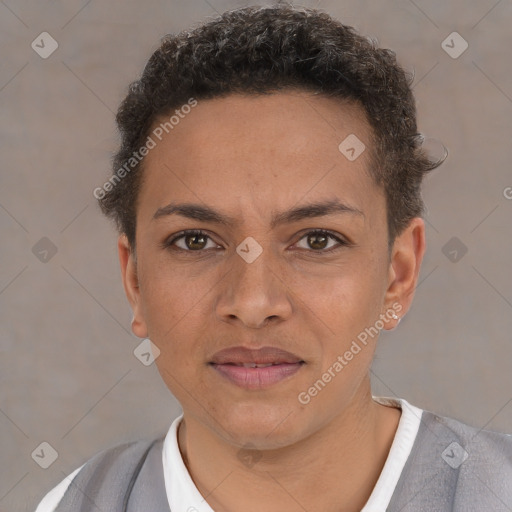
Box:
[382,217,426,329]
[117,235,148,338]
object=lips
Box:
[209,346,305,389]
[209,346,304,365]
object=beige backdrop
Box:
[1,1,511,510]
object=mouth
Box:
[209,362,305,389]
[209,346,305,389]
[219,362,300,368]
[209,345,303,365]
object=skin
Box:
[118,90,425,512]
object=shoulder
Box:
[35,464,84,512]
[404,408,512,509]
[34,437,163,512]
[422,409,512,465]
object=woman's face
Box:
[119,91,422,449]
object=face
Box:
[119,90,424,449]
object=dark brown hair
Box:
[97,3,443,250]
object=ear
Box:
[118,234,148,338]
[382,217,426,329]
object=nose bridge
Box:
[215,235,292,327]
[234,234,282,298]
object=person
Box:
[35,3,512,511]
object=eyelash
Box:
[162,229,349,255]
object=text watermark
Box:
[298,302,403,405]
[93,97,198,200]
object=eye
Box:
[294,229,348,252]
[163,229,348,254]
[163,230,219,252]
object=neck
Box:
[177,381,401,512]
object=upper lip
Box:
[210,346,304,365]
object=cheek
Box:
[138,266,219,396]
[138,255,206,332]
[312,260,386,321]
[309,264,387,366]
[298,274,384,407]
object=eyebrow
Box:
[153,198,364,229]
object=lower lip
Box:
[210,362,304,389]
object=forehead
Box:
[138,91,382,227]
[148,91,372,160]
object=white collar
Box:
[163,396,423,511]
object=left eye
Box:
[295,230,347,252]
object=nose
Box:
[215,247,293,329]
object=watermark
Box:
[31,32,59,59]
[93,97,198,200]
[31,441,58,469]
[504,186,512,200]
[133,338,160,366]
[441,441,468,469]
[338,133,365,161]
[441,236,468,263]
[237,442,263,468]
[236,236,263,263]
[441,32,468,59]
[32,236,58,263]
[298,302,402,405]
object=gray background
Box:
[1,0,511,511]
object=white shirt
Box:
[35,397,422,512]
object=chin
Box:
[212,403,306,449]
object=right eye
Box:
[163,230,220,253]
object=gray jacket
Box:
[54,409,512,511]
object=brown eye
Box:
[164,230,218,252]
[307,232,328,250]
[184,232,208,250]
[295,230,347,252]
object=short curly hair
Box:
[97,2,443,251]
